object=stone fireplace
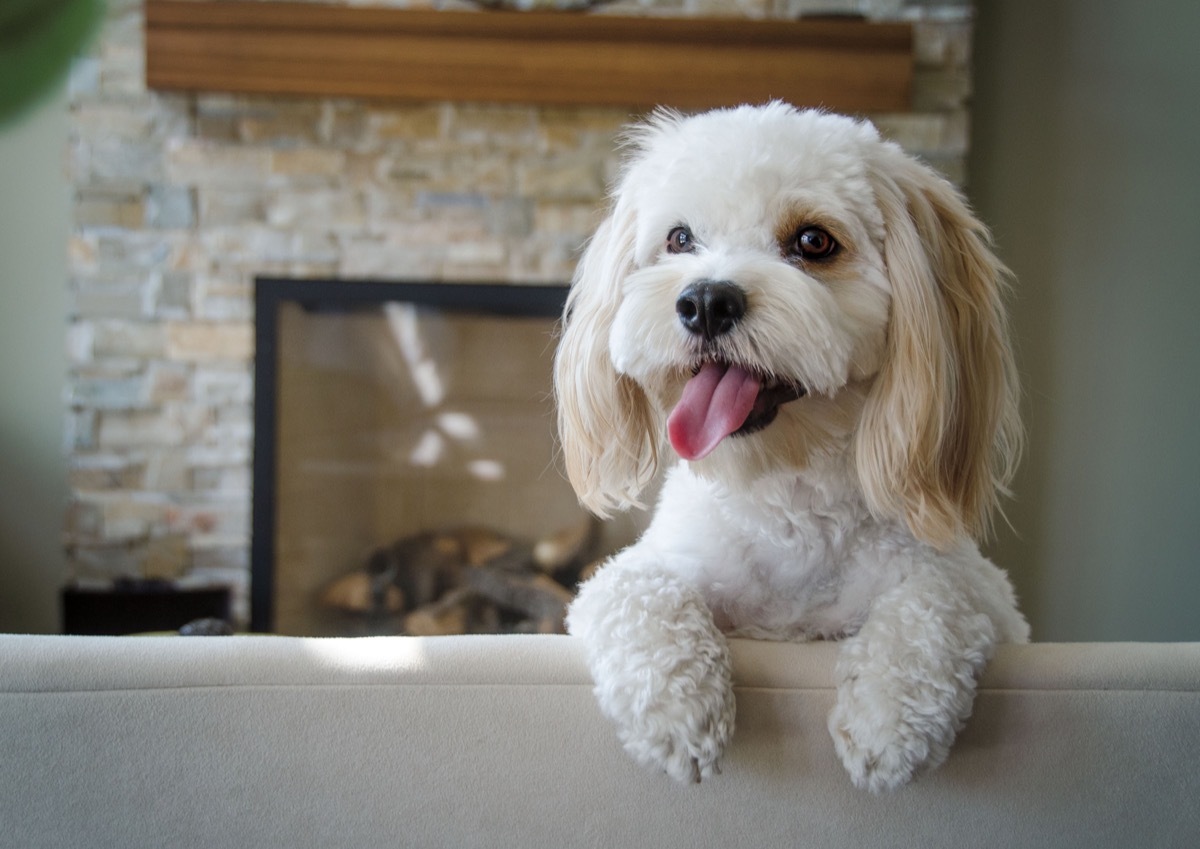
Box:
[64,0,976,631]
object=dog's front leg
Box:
[567,547,734,783]
[827,563,999,793]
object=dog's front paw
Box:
[608,654,735,783]
[828,640,981,793]
[827,571,999,792]
[569,562,735,783]
[828,686,937,793]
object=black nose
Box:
[676,281,747,341]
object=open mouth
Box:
[667,361,806,461]
[738,373,807,436]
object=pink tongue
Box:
[667,363,761,461]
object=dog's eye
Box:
[666,226,696,254]
[790,227,838,261]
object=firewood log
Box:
[319,571,405,614]
[404,588,487,636]
[463,567,573,630]
[323,523,587,634]
[445,526,514,567]
[532,516,598,573]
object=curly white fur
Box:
[556,103,1029,792]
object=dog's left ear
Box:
[856,147,1022,549]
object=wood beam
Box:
[145,1,912,112]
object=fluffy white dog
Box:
[554,102,1029,792]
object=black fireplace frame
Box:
[250,277,570,633]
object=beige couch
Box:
[2,634,1198,848]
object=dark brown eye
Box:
[667,226,696,254]
[791,226,838,261]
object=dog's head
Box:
[555,103,1020,549]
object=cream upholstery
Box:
[2,635,1198,848]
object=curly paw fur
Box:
[568,561,735,783]
[828,576,999,792]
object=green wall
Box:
[0,91,69,633]
[973,0,1200,640]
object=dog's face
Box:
[556,104,1020,549]
[608,106,892,469]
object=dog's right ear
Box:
[554,200,661,518]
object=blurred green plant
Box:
[0,0,104,126]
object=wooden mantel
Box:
[144,1,913,112]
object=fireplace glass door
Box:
[252,280,636,636]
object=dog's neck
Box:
[680,443,874,548]
[743,450,866,516]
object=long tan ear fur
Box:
[554,203,661,518]
[856,149,1023,549]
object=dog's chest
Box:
[691,478,898,640]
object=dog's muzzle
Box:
[667,281,806,460]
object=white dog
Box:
[554,102,1029,793]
